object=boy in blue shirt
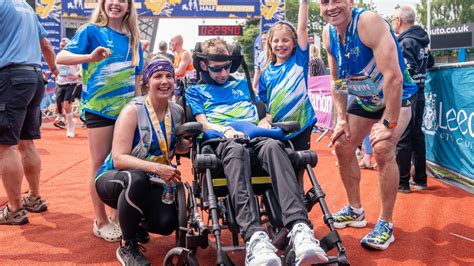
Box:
[186,37,327,266]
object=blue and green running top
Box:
[328,8,418,113]
[258,44,317,139]
[65,24,144,120]
[96,119,176,180]
[186,79,259,126]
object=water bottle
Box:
[162,181,176,204]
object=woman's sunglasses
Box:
[207,62,232,73]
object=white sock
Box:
[65,113,73,125]
[65,113,75,136]
[378,219,394,229]
[350,205,364,214]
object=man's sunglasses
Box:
[207,62,232,73]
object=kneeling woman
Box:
[95,59,188,265]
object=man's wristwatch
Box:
[382,118,397,129]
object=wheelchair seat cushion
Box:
[199,138,275,196]
[202,121,286,141]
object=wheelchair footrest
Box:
[282,250,348,265]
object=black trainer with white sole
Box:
[116,241,151,266]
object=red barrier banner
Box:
[308,75,334,130]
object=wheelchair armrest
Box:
[175,122,203,138]
[272,121,300,133]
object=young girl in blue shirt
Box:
[57,0,143,242]
[258,0,316,151]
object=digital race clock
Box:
[198,25,243,36]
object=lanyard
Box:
[334,15,356,79]
[145,96,173,165]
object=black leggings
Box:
[96,170,178,241]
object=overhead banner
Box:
[260,0,285,33]
[36,0,62,69]
[308,75,334,130]
[423,63,474,190]
[62,0,260,18]
[36,0,62,113]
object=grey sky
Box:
[370,0,421,17]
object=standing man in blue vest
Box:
[0,0,58,225]
[320,0,418,250]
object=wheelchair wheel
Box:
[176,183,187,248]
[164,247,199,266]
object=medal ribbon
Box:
[145,96,173,165]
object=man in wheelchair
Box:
[185,37,328,266]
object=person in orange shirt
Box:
[170,35,195,82]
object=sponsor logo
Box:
[423,92,474,150]
[430,24,470,35]
[423,92,437,135]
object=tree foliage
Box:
[416,0,474,27]
[285,0,376,35]
[354,0,377,12]
[416,0,474,56]
[235,18,260,73]
[286,0,325,37]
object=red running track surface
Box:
[0,125,473,265]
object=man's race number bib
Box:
[335,75,379,97]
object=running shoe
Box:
[0,206,28,225]
[288,223,328,265]
[22,195,48,213]
[409,180,428,190]
[397,185,411,194]
[360,219,395,250]
[332,205,367,229]
[245,231,281,266]
[53,118,66,129]
[116,240,151,266]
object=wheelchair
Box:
[164,42,350,266]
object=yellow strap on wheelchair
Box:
[212,176,272,187]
